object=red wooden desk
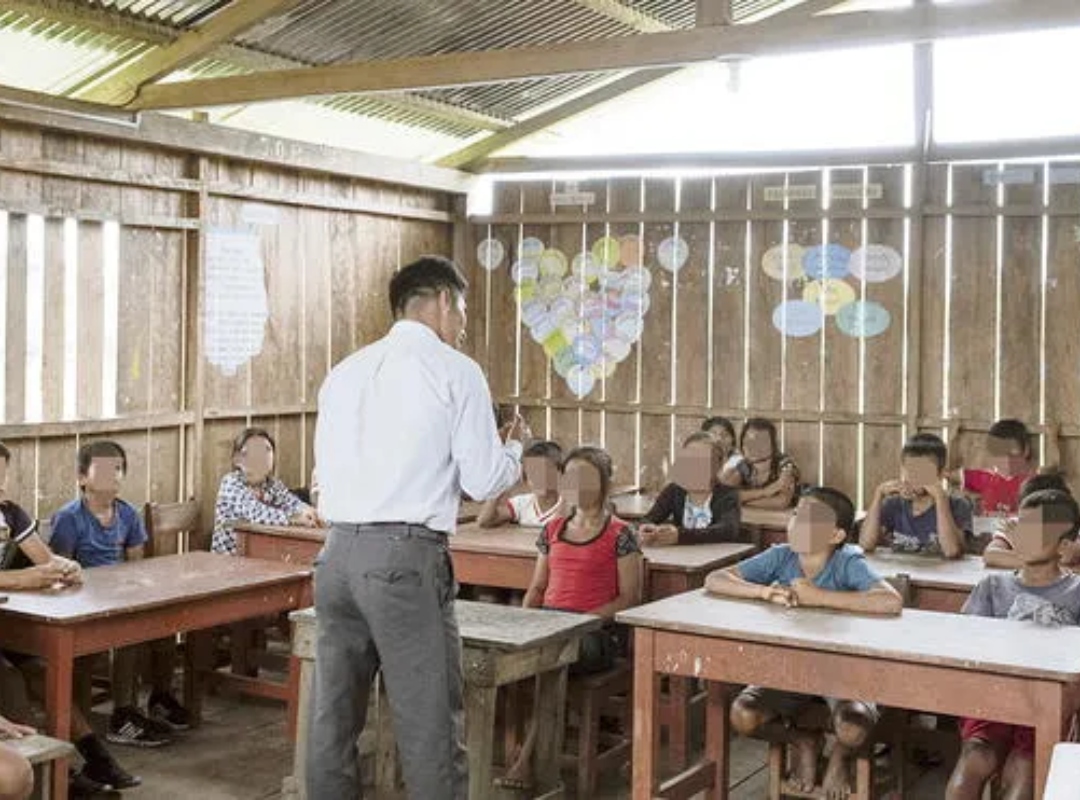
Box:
[0,553,312,799]
[618,591,1080,799]
[739,506,791,547]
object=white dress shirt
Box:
[314,320,522,533]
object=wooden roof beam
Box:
[568,0,674,33]
[129,0,1080,111]
[74,0,303,105]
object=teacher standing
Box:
[309,256,525,799]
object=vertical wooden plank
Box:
[518,182,548,405]
[920,164,950,420]
[113,431,149,505]
[864,424,905,509]
[675,178,712,410]
[76,222,104,419]
[79,139,122,216]
[300,207,332,405]
[117,228,151,415]
[5,215,28,424]
[41,218,66,422]
[149,429,182,502]
[547,215,586,450]
[1046,162,1080,443]
[329,211,359,368]
[947,165,997,422]
[0,125,43,206]
[745,177,784,411]
[713,175,749,412]
[40,133,81,209]
[199,420,240,534]
[251,203,302,408]
[485,183,519,402]
[36,439,75,520]
[2,438,37,517]
[579,178,609,445]
[151,231,184,412]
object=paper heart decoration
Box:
[504,237,658,399]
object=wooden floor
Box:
[101,692,952,799]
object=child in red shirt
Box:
[497,446,643,790]
[960,420,1036,540]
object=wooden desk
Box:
[0,553,312,800]
[865,550,997,612]
[612,494,654,520]
[459,500,483,524]
[618,591,1080,799]
[739,506,791,546]
[288,601,600,800]
[1046,743,1080,800]
[236,521,325,564]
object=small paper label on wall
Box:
[830,183,884,201]
[764,185,817,202]
[982,167,1036,186]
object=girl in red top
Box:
[497,446,643,790]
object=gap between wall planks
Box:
[467,162,1080,508]
[0,119,454,528]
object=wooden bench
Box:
[5,734,74,800]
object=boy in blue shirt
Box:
[51,441,190,749]
[705,487,902,798]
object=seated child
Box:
[959,419,1036,536]
[639,432,745,546]
[860,433,973,559]
[720,418,800,509]
[983,470,1073,569]
[212,427,319,555]
[702,416,739,464]
[51,441,190,748]
[497,446,643,791]
[0,442,137,793]
[0,716,32,800]
[705,487,902,796]
[478,440,564,528]
[946,489,1080,800]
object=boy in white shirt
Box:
[478,441,564,528]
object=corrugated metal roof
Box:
[0,0,795,161]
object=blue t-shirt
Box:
[50,498,147,568]
[737,543,881,592]
[879,494,974,554]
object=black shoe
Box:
[148,690,192,732]
[106,706,170,748]
[69,767,121,798]
[75,733,142,789]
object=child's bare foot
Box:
[822,746,853,799]
[783,731,821,793]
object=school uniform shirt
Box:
[961,469,1032,515]
[506,493,564,528]
[737,543,881,592]
[879,494,974,555]
[212,471,306,555]
[50,498,146,568]
[536,515,641,614]
[964,571,1080,627]
[0,501,37,570]
[315,320,522,533]
[643,482,747,545]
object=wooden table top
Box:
[0,552,312,624]
[236,522,327,542]
[451,523,755,573]
[865,550,999,591]
[617,590,1080,682]
[292,600,600,652]
[740,507,793,529]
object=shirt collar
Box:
[390,319,443,344]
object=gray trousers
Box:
[306,523,467,800]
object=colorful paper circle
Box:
[537,277,562,300]
[802,244,851,281]
[836,300,891,338]
[592,236,621,269]
[848,244,903,283]
[803,278,857,316]
[477,238,505,271]
[621,265,652,293]
[520,237,545,259]
[552,347,576,378]
[511,259,539,285]
[572,252,601,283]
[539,248,569,279]
[521,300,547,329]
[604,336,633,362]
[572,334,602,364]
[566,364,596,399]
[761,243,806,281]
[619,235,643,267]
[657,236,690,273]
[615,311,645,342]
[772,300,824,337]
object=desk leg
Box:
[44,630,74,800]
[465,683,497,800]
[533,666,569,796]
[183,629,213,726]
[286,654,302,741]
[704,682,731,800]
[1034,682,1072,798]
[632,629,660,800]
[667,676,691,772]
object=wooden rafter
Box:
[696,0,733,27]
[74,0,303,105]
[129,0,1080,111]
[568,0,674,33]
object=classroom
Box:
[2,0,1080,799]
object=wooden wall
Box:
[466,163,1080,507]
[0,117,453,528]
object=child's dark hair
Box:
[232,427,276,459]
[801,486,856,537]
[701,416,736,441]
[0,442,9,464]
[524,440,563,464]
[389,256,468,318]
[740,418,779,453]
[561,446,613,500]
[988,418,1031,456]
[902,432,948,470]
[1019,489,1080,541]
[77,440,128,476]
[1020,468,1071,503]
[682,431,717,449]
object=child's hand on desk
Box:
[787,579,820,608]
[638,524,678,547]
[0,716,34,739]
[759,582,795,608]
[49,556,82,585]
[16,562,72,590]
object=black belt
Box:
[333,521,449,543]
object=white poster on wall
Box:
[204,228,269,376]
